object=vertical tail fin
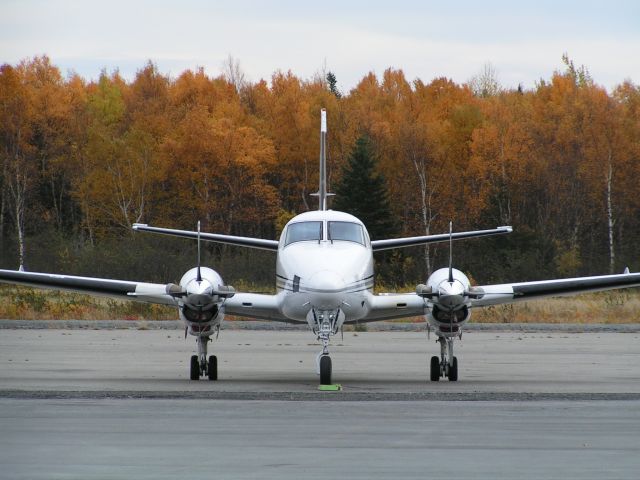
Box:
[448,221,454,283]
[196,221,202,282]
[318,108,328,210]
[313,108,334,210]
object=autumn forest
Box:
[1,55,639,288]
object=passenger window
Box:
[284,222,323,246]
[328,222,365,245]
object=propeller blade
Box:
[212,285,236,298]
[416,284,438,298]
[166,283,187,297]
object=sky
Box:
[1,0,639,92]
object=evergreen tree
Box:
[333,135,396,239]
[326,71,341,98]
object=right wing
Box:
[371,226,512,251]
[132,224,279,251]
[0,269,178,306]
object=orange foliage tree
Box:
[0,55,639,283]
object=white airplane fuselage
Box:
[276,210,374,327]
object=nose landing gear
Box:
[311,309,343,385]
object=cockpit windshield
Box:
[284,221,323,246]
[328,221,365,245]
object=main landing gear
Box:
[190,336,218,381]
[430,336,458,382]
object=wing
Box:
[224,292,295,323]
[355,292,426,323]
[470,271,640,308]
[132,224,279,251]
[371,226,512,251]
[0,269,178,306]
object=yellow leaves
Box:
[160,104,279,233]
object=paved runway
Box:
[2,398,639,480]
[1,329,640,397]
[1,328,640,478]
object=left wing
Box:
[470,271,640,308]
[0,269,178,305]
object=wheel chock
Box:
[318,384,342,391]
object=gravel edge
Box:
[1,390,639,401]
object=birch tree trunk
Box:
[0,155,6,251]
[8,166,28,269]
[411,153,436,275]
[606,150,615,274]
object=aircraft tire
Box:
[430,356,440,381]
[208,355,218,381]
[448,356,458,382]
[319,355,332,385]
[190,355,200,380]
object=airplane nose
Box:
[307,270,346,309]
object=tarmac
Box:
[1,324,640,478]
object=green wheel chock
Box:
[318,384,342,391]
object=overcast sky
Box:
[2,0,639,91]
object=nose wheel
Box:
[319,355,332,385]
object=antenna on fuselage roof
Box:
[311,108,334,211]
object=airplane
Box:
[1,108,640,385]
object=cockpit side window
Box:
[284,221,323,246]
[328,221,365,245]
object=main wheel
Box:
[448,356,458,382]
[319,355,332,385]
[208,355,218,381]
[430,355,440,382]
[190,355,200,380]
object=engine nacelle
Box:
[424,267,472,336]
[178,267,228,337]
